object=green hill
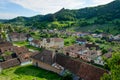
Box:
[1,0,120,34]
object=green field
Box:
[64,37,76,46]
[13,41,41,51]
[0,65,62,80]
[13,41,29,47]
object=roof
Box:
[64,44,86,53]
[103,53,112,58]
[76,38,87,42]
[3,55,13,61]
[31,40,41,44]
[32,49,55,65]
[0,41,13,48]
[13,46,29,55]
[44,38,64,43]
[0,46,14,53]
[85,43,99,49]
[18,53,32,63]
[9,32,27,41]
[46,38,51,43]
[9,32,26,38]
[56,54,108,80]
[0,58,20,69]
[53,38,64,42]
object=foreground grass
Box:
[0,65,62,80]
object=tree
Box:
[1,32,7,41]
[101,52,120,80]
[95,29,103,34]
[62,74,73,80]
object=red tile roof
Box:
[0,41,13,48]
[56,54,108,80]
[13,46,29,55]
[18,53,31,63]
[64,44,86,54]
[31,40,41,44]
[53,38,64,42]
[0,58,20,69]
[0,46,14,53]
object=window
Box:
[66,52,69,56]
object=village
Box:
[0,27,120,80]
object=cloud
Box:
[10,0,85,14]
[0,0,114,19]
[92,0,114,6]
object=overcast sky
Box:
[0,0,114,19]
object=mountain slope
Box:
[4,0,120,23]
[1,0,120,34]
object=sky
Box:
[0,0,114,19]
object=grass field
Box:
[0,65,62,80]
[13,41,41,51]
[13,41,29,47]
[64,37,76,46]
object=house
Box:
[26,34,33,41]
[31,49,63,74]
[0,41,13,48]
[0,42,36,69]
[78,50,101,62]
[63,44,87,58]
[0,46,14,53]
[0,58,20,69]
[78,32,89,37]
[103,53,112,59]
[3,55,13,61]
[18,52,33,65]
[41,38,64,49]
[13,46,29,55]
[85,43,99,50]
[100,33,114,41]
[8,32,27,41]
[30,40,41,48]
[76,38,87,44]
[94,56,105,65]
[56,53,108,80]
[31,50,108,80]
[0,42,13,54]
[63,44,102,63]
[113,34,120,41]
[92,34,103,38]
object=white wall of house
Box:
[30,42,41,48]
[41,38,64,48]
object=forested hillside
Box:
[1,0,120,34]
